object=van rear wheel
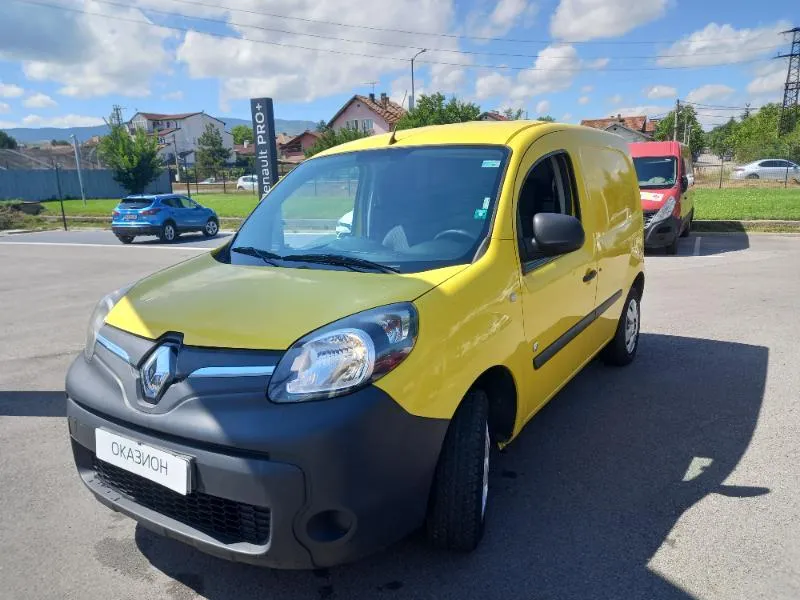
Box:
[426,388,490,552]
[601,289,640,366]
[680,210,693,238]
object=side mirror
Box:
[531,213,585,257]
[680,175,689,192]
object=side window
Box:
[178,196,197,208]
[517,152,578,262]
[161,197,178,208]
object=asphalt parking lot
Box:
[1,231,799,600]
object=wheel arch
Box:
[472,365,518,444]
[632,271,645,299]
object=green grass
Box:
[39,193,352,220]
[694,187,800,221]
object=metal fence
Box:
[0,168,172,201]
[693,156,800,189]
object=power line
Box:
[12,0,777,72]
[155,0,787,48]
[23,0,779,62]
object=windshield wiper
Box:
[281,253,399,273]
[231,246,282,265]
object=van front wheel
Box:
[426,389,490,552]
[601,289,640,366]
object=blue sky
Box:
[0,0,795,132]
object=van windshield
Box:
[224,145,509,274]
[633,156,677,189]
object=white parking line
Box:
[0,241,209,250]
[693,236,702,256]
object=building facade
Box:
[127,111,234,165]
[328,93,406,134]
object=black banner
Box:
[250,98,279,197]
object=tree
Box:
[502,108,525,120]
[196,123,231,173]
[98,120,163,194]
[51,139,70,146]
[316,120,328,132]
[397,93,481,129]
[231,125,253,145]
[538,115,556,122]
[653,106,704,157]
[0,130,17,149]
[706,118,738,158]
[729,103,800,163]
[305,127,370,158]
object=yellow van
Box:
[66,121,644,568]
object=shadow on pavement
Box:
[0,391,66,417]
[128,333,767,599]
[135,233,232,247]
[646,229,750,257]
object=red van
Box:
[629,141,695,255]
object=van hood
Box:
[640,186,679,212]
[105,253,465,350]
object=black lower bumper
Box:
[112,225,160,237]
[67,384,448,569]
[644,215,681,249]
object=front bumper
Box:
[644,214,681,249]
[66,338,448,569]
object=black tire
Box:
[426,389,491,552]
[680,210,693,238]
[601,288,641,367]
[746,173,759,180]
[159,221,177,243]
[665,236,679,255]
[203,217,219,238]
[237,186,245,191]
[116,235,134,244]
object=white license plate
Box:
[95,429,192,495]
[124,214,137,220]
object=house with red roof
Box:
[580,114,659,142]
[127,111,233,165]
[328,93,406,134]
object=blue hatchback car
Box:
[111,194,219,244]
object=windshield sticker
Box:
[640,191,664,201]
[481,160,501,168]
[474,208,488,220]
[482,197,491,209]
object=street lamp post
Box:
[410,48,427,111]
[70,134,86,206]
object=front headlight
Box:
[268,303,418,403]
[84,285,132,361]
[651,196,676,224]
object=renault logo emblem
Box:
[141,344,176,402]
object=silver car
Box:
[732,159,800,181]
[236,175,258,191]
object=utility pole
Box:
[673,99,680,141]
[777,27,800,135]
[70,134,86,206]
[172,134,180,183]
[410,48,427,111]
[53,159,67,231]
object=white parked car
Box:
[236,175,258,191]
[336,210,353,237]
[732,159,800,181]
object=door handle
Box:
[583,269,597,283]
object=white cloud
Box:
[0,120,18,129]
[468,0,538,38]
[581,85,593,93]
[23,92,57,108]
[20,114,105,127]
[562,112,573,122]
[747,61,786,97]
[686,84,735,104]
[657,21,790,67]
[587,57,609,69]
[475,72,512,101]
[162,91,184,101]
[2,0,172,98]
[578,96,590,105]
[535,99,550,114]
[614,105,669,117]
[550,0,667,41]
[644,85,676,99]
[608,94,623,105]
[177,0,460,107]
[0,102,10,114]
[429,63,467,94]
[507,44,582,104]
[0,82,25,98]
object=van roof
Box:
[317,121,592,157]
[628,140,684,158]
